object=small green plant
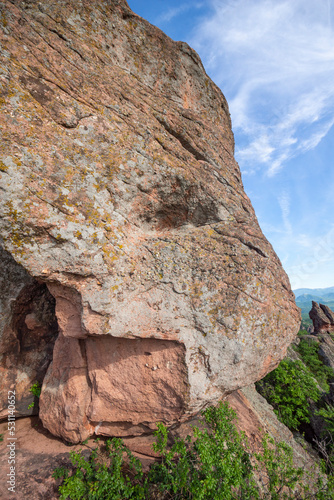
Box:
[256,359,321,430]
[28,382,41,409]
[0,433,3,443]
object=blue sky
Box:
[127,0,334,290]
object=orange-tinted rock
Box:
[39,334,93,443]
[40,333,189,442]
[85,337,188,435]
[0,0,300,442]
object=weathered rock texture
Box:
[309,301,334,335]
[0,0,300,442]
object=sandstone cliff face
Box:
[0,0,300,442]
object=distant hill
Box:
[294,286,334,298]
[293,286,334,329]
[296,294,323,303]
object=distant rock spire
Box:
[309,301,334,334]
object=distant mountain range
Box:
[294,286,334,298]
[293,286,334,327]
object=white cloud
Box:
[191,0,334,175]
[298,117,334,152]
[237,134,274,166]
[287,225,334,289]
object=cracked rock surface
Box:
[0,0,300,442]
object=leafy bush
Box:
[53,438,146,499]
[317,404,334,437]
[298,329,309,336]
[256,359,321,430]
[255,436,306,498]
[315,404,334,474]
[147,402,259,499]
[296,338,334,391]
[53,402,333,499]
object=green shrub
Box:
[298,329,309,336]
[148,402,259,499]
[315,403,334,473]
[256,359,321,430]
[255,436,306,499]
[297,339,334,391]
[53,438,146,499]
[317,404,334,436]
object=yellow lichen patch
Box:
[90,231,98,244]
[74,230,82,239]
[101,241,119,267]
[2,200,33,256]
[0,9,7,27]
[0,161,8,172]
[206,228,215,237]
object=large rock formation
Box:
[309,301,334,335]
[309,302,334,376]
[0,0,300,443]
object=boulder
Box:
[0,0,300,442]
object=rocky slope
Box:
[0,0,300,443]
[0,384,320,500]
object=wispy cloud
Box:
[191,0,334,175]
[156,3,203,24]
[278,191,292,234]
